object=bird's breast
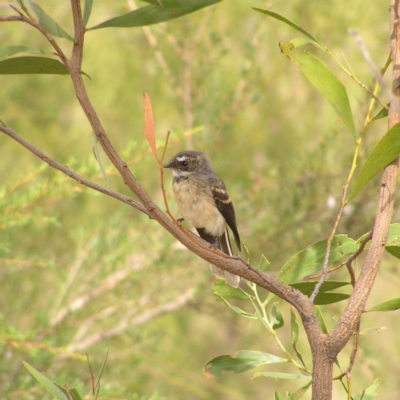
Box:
[172,178,226,237]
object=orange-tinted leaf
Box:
[143,92,158,161]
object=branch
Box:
[327,0,400,355]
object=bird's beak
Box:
[163,160,173,168]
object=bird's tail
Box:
[209,229,240,288]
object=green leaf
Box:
[23,362,68,400]
[253,371,311,380]
[348,123,400,200]
[279,41,355,137]
[291,281,350,304]
[386,246,400,259]
[314,306,328,334]
[0,56,69,75]
[83,0,93,27]
[212,278,250,301]
[290,281,350,296]
[274,393,285,400]
[278,235,357,283]
[0,46,50,59]
[371,105,389,121]
[92,132,109,185]
[313,292,350,305]
[30,2,73,40]
[271,303,284,330]
[289,37,325,51]
[290,309,306,368]
[354,379,380,400]
[366,298,400,312]
[289,378,313,399]
[252,8,322,47]
[258,254,270,271]
[204,350,288,377]
[90,0,221,30]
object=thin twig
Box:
[0,124,149,216]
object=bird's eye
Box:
[181,160,189,167]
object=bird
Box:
[163,150,241,287]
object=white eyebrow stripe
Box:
[176,156,187,162]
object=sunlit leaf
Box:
[83,0,93,27]
[90,0,221,29]
[353,379,380,400]
[279,41,355,137]
[30,2,73,40]
[0,56,69,75]
[23,362,68,400]
[366,298,400,312]
[204,350,288,377]
[348,123,400,200]
[252,8,322,47]
[278,235,357,283]
[0,46,50,59]
[212,278,250,301]
[370,105,388,121]
[289,37,325,51]
[274,393,285,400]
[252,371,311,380]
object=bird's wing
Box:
[209,175,241,251]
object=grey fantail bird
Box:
[163,150,241,287]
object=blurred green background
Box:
[0,1,398,399]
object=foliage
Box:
[0,1,399,399]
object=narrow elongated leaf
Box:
[92,132,109,185]
[212,278,249,300]
[290,380,313,399]
[216,295,256,318]
[253,372,310,380]
[252,8,322,47]
[314,306,328,334]
[371,105,389,121]
[366,298,400,312]
[30,2,73,40]
[0,57,69,75]
[143,92,158,161]
[23,362,68,400]
[313,292,350,305]
[83,0,93,27]
[0,46,50,59]
[290,309,306,367]
[278,235,357,283]
[291,281,350,304]
[290,281,350,296]
[90,0,221,30]
[204,350,288,377]
[348,123,400,200]
[279,41,355,137]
